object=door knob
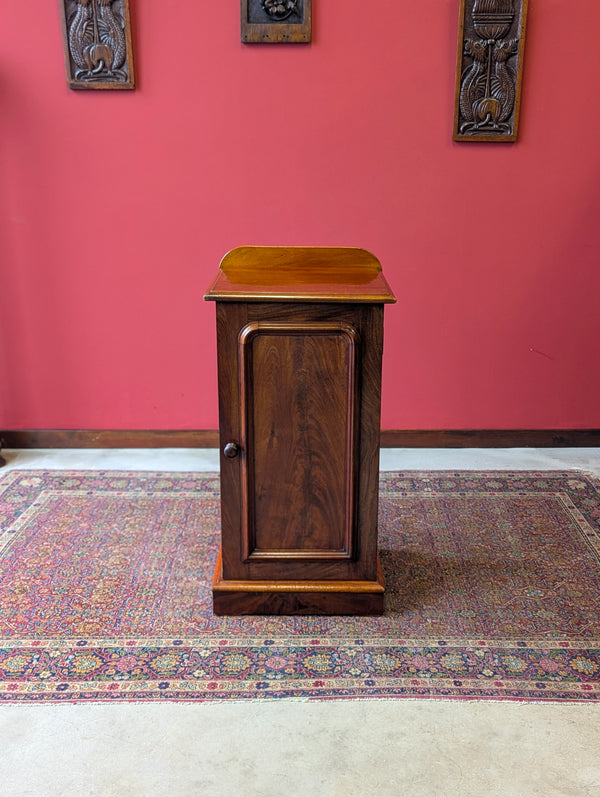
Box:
[223,442,240,458]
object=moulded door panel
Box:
[239,321,360,562]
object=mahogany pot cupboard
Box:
[204,247,396,615]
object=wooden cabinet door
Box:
[216,302,383,585]
[240,318,359,563]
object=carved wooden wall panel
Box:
[241,0,311,43]
[453,0,528,142]
[60,0,135,90]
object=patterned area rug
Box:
[0,470,599,703]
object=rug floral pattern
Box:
[0,471,599,702]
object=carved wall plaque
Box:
[60,0,135,90]
[453,0,528,142]
[241,0,311,43]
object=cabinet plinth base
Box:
[212,550,385,616]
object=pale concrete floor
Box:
[1,448,600,797]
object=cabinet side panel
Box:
[356,304,385,580]
[240,323,358,560]
[216,303,247,579]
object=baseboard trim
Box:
[1,430,220,449]
[2,429,600,449]
[380,429,600,448]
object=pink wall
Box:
[2,1,599,431]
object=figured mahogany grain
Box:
[240,322,358,559]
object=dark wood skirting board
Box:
[0,430,220,449]
[2,429,600,449]
[380,430,600,448]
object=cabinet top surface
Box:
[204,247,396,303]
